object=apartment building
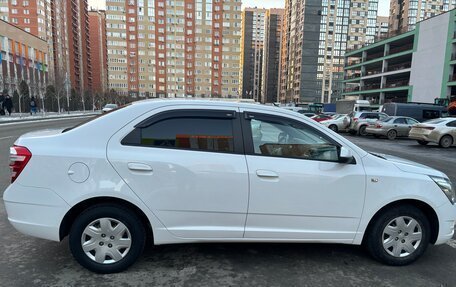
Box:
[376,16,389,39]
[240,7,267,101]
[389,0,456,33]
[279,0,379,104]
[89,10,108,93]
[261,8,284,104]
[343,9,456,104]
[0,20,49,96]
[106,0,242,98]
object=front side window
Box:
[393,118,407,124]
[123,117,235,153]
[248,118,339,162]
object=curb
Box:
[0,113,98,125]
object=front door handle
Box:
[256,169,279,178]
[128,162,153,172]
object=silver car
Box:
[345,111,389,136]
[320,114,348,132]
[409,117,456,148]
[366,116,419,140]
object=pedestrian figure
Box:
[0,93,5,116]
[30,96,37,115]
[4,95,13,116]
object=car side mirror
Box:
[339,146,355,164]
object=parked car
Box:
[102,104,119,113]
[409,117,456,148]
[365,116,420,140]
[382,103,447,122]
[4,100,456,273]
[345,111,389,136]
[320,114,348,132]
[311,114,334,122]
[296,110,316,117]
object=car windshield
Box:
[423,118,445,124]
[62,104,130,133]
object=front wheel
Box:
[417,140,428,146]
[439,135,453,148]
[365,205,430,266]
[69,204,146,273]
[358,125,368,136]
[329,124,338,132]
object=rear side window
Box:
[406,118,419,125]
[122,116,236,153]
[393,118,407,124]
[447,120,456,127]
[423,110,440,120]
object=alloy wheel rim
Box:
[382,216,422,258]
[442,136,452,147]
[81,217,132,264]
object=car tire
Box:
[358,125,368,136]
[387,130,397,140]
[417,140,428,146]
[69,204,146,274]
[439,135,453,148]
[329,125,338,132]
[365,205,430,266]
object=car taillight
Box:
[376,123,382,128]
[10,145,32,183]
[416,126,435,130]
[353,118,358,122]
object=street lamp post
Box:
[64,73,70,115]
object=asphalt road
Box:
[0,118,456,287]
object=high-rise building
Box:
[376,16,389,39]
[389,0,456,34]
[106,0,242,98]
[279,0,378,104]
[89,10,108,94]
[240,7,267,101]
[66,0,92,95]
[261,8,283,104]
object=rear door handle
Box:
[256,169,279,178]
[128,162,153,172]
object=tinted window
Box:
[124,117,235,153]
[381,117,394,122]
[393,118,407,124]
[249,118,339,162]
[423,110,440,120]
[447,120,456,127]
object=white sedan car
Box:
[4,100,456,273]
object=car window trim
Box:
[240,112,351,164]
[122,109,244,155]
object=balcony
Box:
[365,69,382,76]
[347,59,361,66]
[448,74,456,82]
[366,52,384,61]
[388,44,413,56]
[345,73,362,80]
[361,83,381,91]
[344,86,360,93]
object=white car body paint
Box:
[3,100,456,248]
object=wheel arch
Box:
[59,196,153,242]
[362,199,439,245]
[439,134,454,144]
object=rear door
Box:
[107,106,249,239]
[392,117,409,136]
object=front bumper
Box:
[434,200,456,245]
[365,127,386,136]
[3,184,70,242]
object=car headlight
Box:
[430,176,455,204]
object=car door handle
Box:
[256,170,279,178]
[128,162,153,172]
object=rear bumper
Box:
[3,184,70,242]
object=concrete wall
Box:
[409,12,450,103]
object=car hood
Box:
[370,152,446,178]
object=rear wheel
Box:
[69,204,146,273]
[365,205,430,266]
[358,125,368,136]
[387,130,397,140]
[329,124,338,132]
[439,135,453,148]
[417,140,428,146]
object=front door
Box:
[241,110,366,242]
[107,107,249,239]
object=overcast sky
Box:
[88,0,390,16]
